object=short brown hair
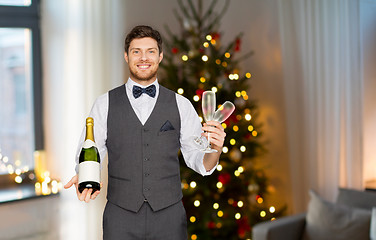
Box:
[124,25,163,53]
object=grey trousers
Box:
[103,200,188,240]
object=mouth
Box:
[137,64,151,70]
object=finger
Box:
[91,190,100,200]
[64,182,72,189]
[208,131,225,144]
[209,136,224,148]
[64,175,77,189]
[209,132,225,141]
[79,188,88,201]
[85,189,93,203]
[203,125,224,136]
[206,121,224,130]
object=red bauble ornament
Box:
[237,217,251,237]
[212,32,221,40]
[218,172,231,185]
[245,133,252,140]
[235,38,241,52]
[207,221,216,229]
[171,47,179,54]
[196,89,204,97]
[224,114,238,126]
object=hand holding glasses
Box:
[193,90,235,153]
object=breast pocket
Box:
[156,129,180,152]
[157,129,178,136]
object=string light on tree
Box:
[222,146,228,153]
[217,164,223,171]
[177,88,184,94]
[182,55,188,61]
[217,210,224,217]
[270,206,276,213]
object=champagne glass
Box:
[202,91,216,122]
[213,101,235,123]
[192,91,216,152]
[202,101,235,152]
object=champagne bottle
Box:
[78,117,101,193]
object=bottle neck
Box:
[85,124,95,142]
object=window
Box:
[0,0,42,184]
[0,0,31,7]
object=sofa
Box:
[252,188,376,240]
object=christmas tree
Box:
[160,0,285,239]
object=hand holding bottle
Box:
[64,117,102,203]
[64,174,102,203]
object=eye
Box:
[133,50,140,54]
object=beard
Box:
[129,66,158,82]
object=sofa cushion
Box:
[336,188,376,210]
[302,190,371,240]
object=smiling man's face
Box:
[124,37,163,86]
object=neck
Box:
[129,76,157,86]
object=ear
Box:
[159,51,163,63]
[124,52,129,63]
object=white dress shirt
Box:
[75,78,216,176]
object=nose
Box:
[140,52,147,61]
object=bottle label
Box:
[83,139,96,149]
[78,161,100,184]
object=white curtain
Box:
[41,1,125,239]
[278,0,363,213]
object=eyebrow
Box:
[130,47,158,51]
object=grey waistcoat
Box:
[106,85,182,212]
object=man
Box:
[64,25,226,240]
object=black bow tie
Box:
[132,85,156,98]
